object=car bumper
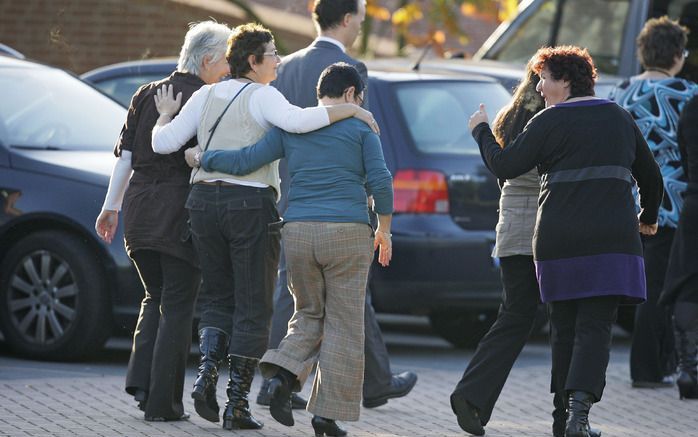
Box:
[369,214,502,314]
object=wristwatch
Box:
[194,150,202,167]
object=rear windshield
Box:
[0,66,125,150]
[394,81,511,155]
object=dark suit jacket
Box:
[272,39,369,213]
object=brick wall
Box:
[0,0,313,74]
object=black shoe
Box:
[362,371,418,408]
[222,355,264,430]
[257,378,308,409]
[677,371,698,399]
[192,328,229,423]
[450,393,484,436]
[311,416,347,437]
[133,389,148,412]
[268,374,294,426]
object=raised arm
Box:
[151,84,208,154]
[198,127,285,175]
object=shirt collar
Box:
[315,36,346,53]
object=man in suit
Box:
[256,0,417,409]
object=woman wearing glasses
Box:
[151,23,376,430]
[611,16,698,389]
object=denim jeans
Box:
[186,183,281,359]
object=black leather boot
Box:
[257,378,308,409]
[311,415,347,437]
[676,324,698,400]
[564,391,595,437]
[222,355,264,430]
[552,391,601,437]
[191,328,229,423]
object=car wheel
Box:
[429,310,498,349]
[0,231,111,360]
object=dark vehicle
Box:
[83,60,513,349]
[0,55,143,360]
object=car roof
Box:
[0,54,47,70]
[369,69,499,83]
[81,58,178,81]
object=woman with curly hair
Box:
[467,46,663,437]
[610,16,698,390]
[151,23,376,430]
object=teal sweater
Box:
[201,118,393,224]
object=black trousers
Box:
[452,255,540,425]
[187,184,281,359]
[125,249,200,419]
[549,296,619,403]
[631,226,676,382]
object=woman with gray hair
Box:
[95,20,231,422]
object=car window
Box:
[556,0,631,74]
[489,0,631,75]
[490,0,557,66]
[0,67,124,150]
[92,74,165,107]
[394,81,511,155]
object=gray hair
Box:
[177,21,231,75]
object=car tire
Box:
[0,231,111,360]
[429,310,498,349]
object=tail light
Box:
[393,169,450,213]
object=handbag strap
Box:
[203,82,252,151]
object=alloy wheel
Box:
[6,249,78,345]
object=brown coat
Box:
[115,72,204,265]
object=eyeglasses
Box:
[684,49,690,59]
[263,50,280,58]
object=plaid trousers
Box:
[259,222,374,421]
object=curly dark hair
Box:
[493,58,545,147]
[532,45,597,97]
[226,23,274,78]
[636,16,688,70]
[313,0,359,31]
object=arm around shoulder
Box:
[201,127,285,175]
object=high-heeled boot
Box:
[268,367,297,427]
[675,324,698,400]
[191,328,229,422]
[552,391,601,437]
[222,355,264,430]
[565,391,595,437]
[311,415,347,437]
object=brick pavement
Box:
[0,336,695,437]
